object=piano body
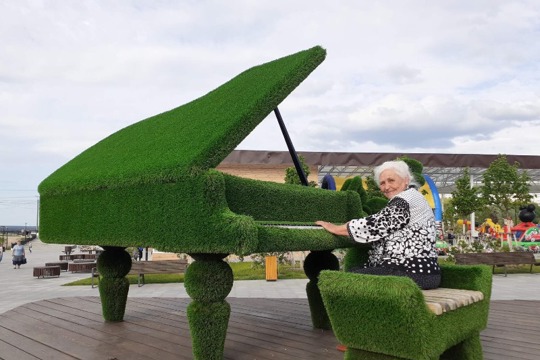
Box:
[38,46,363,359]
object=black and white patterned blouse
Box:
[347,188,441,275]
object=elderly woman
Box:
[316,160,441,290]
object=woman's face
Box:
[378,169,408,199]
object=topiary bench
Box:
[318,264,492,360]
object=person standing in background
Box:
[12,240,26,269]
[138,247,144,261]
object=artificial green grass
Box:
[38,46,361,257]
[318,264,492,359]
[38,46,357,360]
[63,261,307,286]
[39,47,326,195]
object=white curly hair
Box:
[373,160,417,188]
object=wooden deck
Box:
[0,297,538,360]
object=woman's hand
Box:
[315,221,349,236]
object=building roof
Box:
[221,150,540,194]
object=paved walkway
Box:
[1,238,539,314]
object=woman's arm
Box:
[348,197,410,243]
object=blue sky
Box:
[1,0,540,225]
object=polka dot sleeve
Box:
[347,197,411,243]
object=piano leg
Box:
[96,246,131,322]
[185,253,233,360]
[304,250,340,330]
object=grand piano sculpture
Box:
[38,46,364,359]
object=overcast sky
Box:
[1,0,540,226]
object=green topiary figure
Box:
[365,196,388,214]
[340,176,368,217]
[399,156,426,187]
[342,245,371,272]
[97,246,131,322]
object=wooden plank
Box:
[45,261,69,271]
[0,298,538,359]
[455,252,537,266]
[33,266,61,278]
[0,310,96,360]
[129,260,188,275]
[0,327,47,360]
[68,261,96,273]
[33,297,193,359]
[422,287,484,314]
[125,297,333,359]
[127,260,188,286]
[9,299,185,360]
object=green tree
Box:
[398,156,426,187]
[364,175,384,198]
[442,197,458,227]
[450,168,483,219]
[481,154,533,218]
[284,155,317,187]
[514,171,534,207]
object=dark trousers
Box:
[349,266,441,290]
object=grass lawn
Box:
[64,261,307,286]
[65,257,540,286]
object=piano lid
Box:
[39,46,326,195]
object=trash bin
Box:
[265,255,278,281]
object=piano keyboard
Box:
[258,222,323,230]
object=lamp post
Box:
[36,196,40,233]
[0,226,5,250]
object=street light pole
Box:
[36,196,40,233]
[0,226,5,250]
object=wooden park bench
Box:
[455,251,540,276]
[91,259,188,288]
[68,261,96,273]
[33,266,61,278]
[45,261,69,271]
[59,253,98,261]
[318,264,492,359]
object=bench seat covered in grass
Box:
[38,46,362,360]
[318,264,492,360]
